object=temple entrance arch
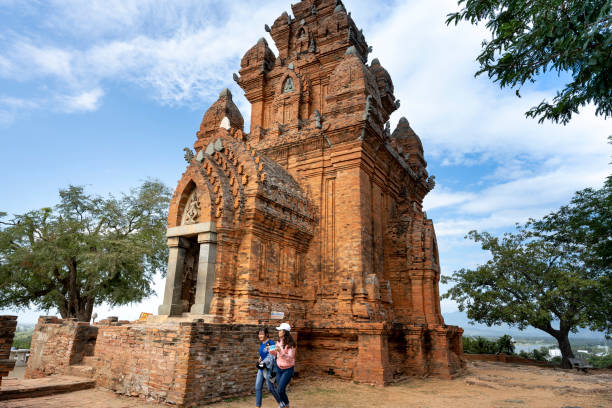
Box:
[159,176,218,316]
[158,221,218,316]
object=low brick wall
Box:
[297,323,464,384]
[25,316,465,405]
[464,353,554,367]
[25,316,98,378]
[0,316,18,386]
[89,320,262,406]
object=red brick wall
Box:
[290,324,463,384]
[297,329,359,380]
[464,353,553,367]
[25,316,97,379]
[0,315,17,386]
[88,320,265,406]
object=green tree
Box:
[463,336,498,354]
[587,353,612,368]
[443,181,611,368]
[519,346,550,362]
[0,180,171,321]
[462,335,516,354]
[446,0,612,124]
[496,334,516,355]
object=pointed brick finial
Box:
[219,88,232,99]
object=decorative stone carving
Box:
[283,77,295,93]
[182,190,201,225]
[427,175,436,191]
[183,148,194,163]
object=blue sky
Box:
[0,0,610,325]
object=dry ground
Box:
[1,361,610,408]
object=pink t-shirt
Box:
[273,341,296,369]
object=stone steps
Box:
[0,375,95,401]
[67,364,95,378]
[66,355,99,378]
[81,356,99,365]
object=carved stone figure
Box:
[314,109,322,128]
[283,77,295,93]
[182,190,201,225]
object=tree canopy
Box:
[447,0,612,124]
[0,180,171,321]
[442,179,611,368]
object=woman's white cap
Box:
[275,322,291,332]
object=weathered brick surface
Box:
[26,0,465,402]
[164,0,463,384]
[87,320,264,406]
[0,315,18,386]
[25,317,97,379]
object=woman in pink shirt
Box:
[268,322,296,408]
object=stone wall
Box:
[297,323,463,384]
[298,328,359,380]
[26,315,464,404]
[0,315,17,386]
[88,319,263,406]
[25,316,97,378]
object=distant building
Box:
[548,348,561,357]
[9,349,29,367]
[576,350,590,354]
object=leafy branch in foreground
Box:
[447,0,612,124]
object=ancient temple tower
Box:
[159,0,464,382]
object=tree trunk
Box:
[555,331,575,369]
[58,303,68,319]
[76,297,95,322]
[537,321,575,369]
[67,258,79,317]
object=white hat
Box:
[275,322,291,332]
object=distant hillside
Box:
[442,311,606,339]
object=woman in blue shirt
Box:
[255,327,275,408]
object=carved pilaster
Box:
[190,227,218,315]
[158,237,192,316]
[404,326,426,376]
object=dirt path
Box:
[2,361,610,408]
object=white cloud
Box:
[0,0,295,113]
[58,88,104,113]
[366,0,610,167]
[0,96,39,126]
[424,186,475,210]
[428,158,609,237]
[0,55,13,76]
[0,96,39,109]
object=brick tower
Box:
[157,0,464,383]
